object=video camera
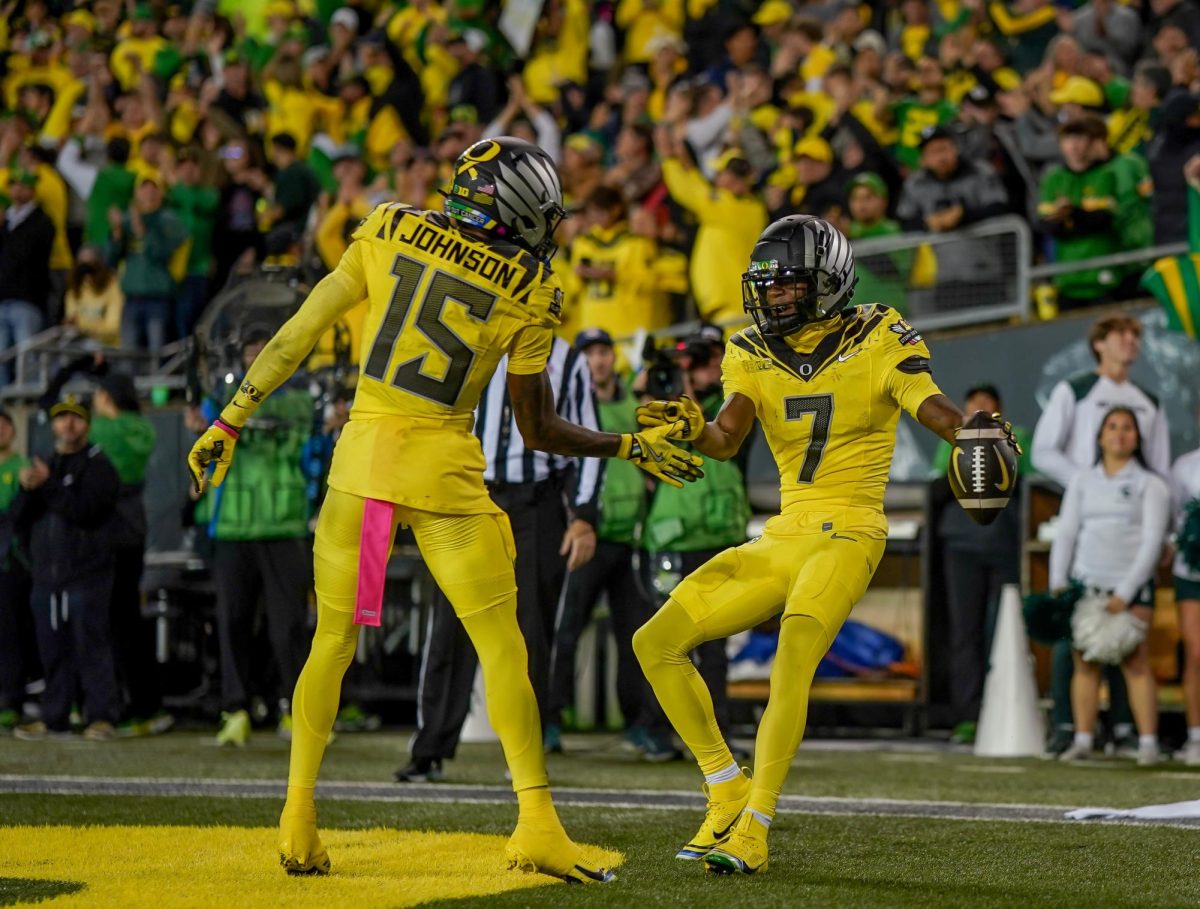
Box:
[640,328,722,400]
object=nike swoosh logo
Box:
[837,350,862,362]
[950,445,967,493]
[647,447,665,463]
[712,820,738,840]
[995,448,1011,492]
[830,533,856,542]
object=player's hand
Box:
[988,412,1023,456]
[1105,595,1128,614]
[636,395,706,442]
[560,518,597,572]
[618,424,704,488]
[186,420,240,494]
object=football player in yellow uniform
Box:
[633,214,1017,875]
[186,137,703,883]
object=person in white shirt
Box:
[1167,449,1200,765]
[1032,315,1170,485]
[1032,314,1169,754]
[1050,407,1171,765]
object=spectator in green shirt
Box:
[1036,114,1123,309]
[166,148,220,339]
[0,408,32,730]
[890,56,958,170]
[847,172,911,314]
[83,138,136,250]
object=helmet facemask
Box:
[742,263,844,336]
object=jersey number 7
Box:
[785,393,833,483]
[364,252,498,406]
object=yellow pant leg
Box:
[633,541,789,776]
[288,488,395,792]
[746,532,885,819]
[402,507,548,793]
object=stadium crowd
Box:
[1,0,1200,765]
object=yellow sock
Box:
[745,615,829,819]
[633,600,734,777]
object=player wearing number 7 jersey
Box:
[632,215,1012,875]
[186,137,703,882]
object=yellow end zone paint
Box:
[0,825,624,908]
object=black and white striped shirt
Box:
[475,336,603,526]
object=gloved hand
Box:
[989,411,1023,456]
[635,394,706,441]
[186,419,241,494]
[617,423,704,488]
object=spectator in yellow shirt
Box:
[110,4,168,92]
[560,186,683,341]
[656,100,767,325]
[617,0,685,65]
[64,248,124,348]
[314,153,372,271]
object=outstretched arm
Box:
[693,393,757,460]
[508,370,623,458]
[916,393,965,444]
[186,242,366,491]
[507,369,703,488]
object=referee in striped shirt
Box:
[396,336,602,782]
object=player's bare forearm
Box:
[916,393,965,444]
[508,370,623,457]
[693,392,756,461]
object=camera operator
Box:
[636,325,752,746]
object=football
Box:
[948,410,1020,526]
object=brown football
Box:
[948,411,1019,526]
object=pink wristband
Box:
[214,418,241,439]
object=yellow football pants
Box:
[634,512,885,819]
[288,487,548,794]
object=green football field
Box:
[2,731,1198,908]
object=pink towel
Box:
[354,498,394,627]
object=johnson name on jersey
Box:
[327,202,563,514]
[722,303,942,517]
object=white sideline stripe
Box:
[5,774,1199,830]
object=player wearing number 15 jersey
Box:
[632,215,1020,876]
[186,137,703,883]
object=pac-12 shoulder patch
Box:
[889,319,922,346]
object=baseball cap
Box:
[50,394,90,421]
[1049,76,1104,109]
[7,168,37,187]
[752,0,794,26]
[918,124,954,148]
[852,29,886,56]
[576,328,614,351]
[793,136,833,163]
[964,83,996,107]
[848,171,888,198]
[330,7,358,30]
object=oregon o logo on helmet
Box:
[457,139,501,175]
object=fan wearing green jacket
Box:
[192,328,315,747]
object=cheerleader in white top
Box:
[1050,407,1171,765]
[1168,446,1200,766]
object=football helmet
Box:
[444,136,567,260]
[741,214,858,336]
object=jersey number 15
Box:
[364,252,497,406]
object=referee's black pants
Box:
[0,567,34,711]
[548,539,666,734]
[410,478,566,762]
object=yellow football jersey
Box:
[722,304,942,524]
[326,203,563,514]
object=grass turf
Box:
[2,731,1198,808]
[1,794,1197,908]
